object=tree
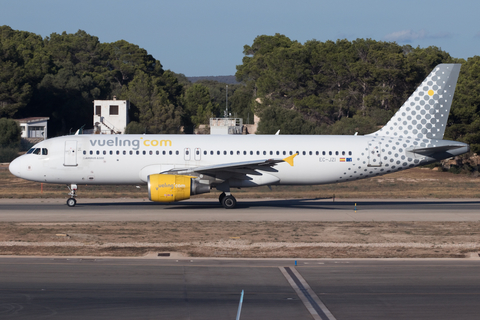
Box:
[183,83,218,132]
[445,56,480,152]
[122,71,182,134]
[0,118,21,148]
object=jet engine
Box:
[148,174,210,202]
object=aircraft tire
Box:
[221,195,236,209]
[66,198,77,207]
[219,192,226,204]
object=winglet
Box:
[283,153,298,166]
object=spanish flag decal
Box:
[340,158,346,162]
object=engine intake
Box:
[148,174,210,202]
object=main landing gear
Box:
[219,192,237,209]
[67,184,77,207]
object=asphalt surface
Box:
[1,257,480,320]
[0,198,480,221]
[2,198,480,319]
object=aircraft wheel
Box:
[66,198,77,207]
[221,195,236,209]
[219,192,226,204]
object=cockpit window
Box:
[32,148,41,155]
[42,148,48,155]
[27,148,34,154]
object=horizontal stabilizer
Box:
[407,144,467,155]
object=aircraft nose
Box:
[9,156,26,178]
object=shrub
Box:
[0,147,19,162]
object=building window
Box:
[109,105,119,115]
[95,106,101,116]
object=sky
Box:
[1,0,479,76]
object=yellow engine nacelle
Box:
[148,174,210,203]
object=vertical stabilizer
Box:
[370,64,461,140]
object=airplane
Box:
[9,64,469,209]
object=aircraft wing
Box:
[163,153,297,175]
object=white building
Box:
[93,98,129,134]
[15,117,49,139]
[209,118,244,135]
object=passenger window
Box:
[103,150,106,155]
[263,151,266,155]
[83,151,86,155]
[204,150,207,155]
[289,151,293,155]
[250,151,253,155]
[335,151,339,156]
[217,151,220,155]
[169,151,172,155]
[243,151,247,155]
[149,150,153,155]
[123,151,126,155]
[116,150,120,155]
[269,151,273,155]
[349,151,352,156]
[96,150,100,155]
[342,151,345,155]
[156,151,159,155]
[302,151,306,155]
[230,151,234,155]
[136,151,139,155]
[210,151,214,155]
[283,151,286,155]
[237,151,240,155]
[224,151,227,155]
[196,150,200,155]
[329,151,332,156]
[129,151,133,155]
[143,151,146,155]
[186,150,189,155]
[163,151,166,155]
[175,150,179,155]
[109,151,113,155]
[276,151,279,155]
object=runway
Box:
[1,257,479,320]
[0,198,480,222]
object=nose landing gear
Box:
[67,184,78,207]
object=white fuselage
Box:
[8,134,469,188]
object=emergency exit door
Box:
[64,141,77,166]
[368,141,382,167]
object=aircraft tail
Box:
[370,64,461,140]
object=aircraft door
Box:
[64,140,78,166]
[368,140,382,167]
[194,148,201,161]
[184,148,191,161]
